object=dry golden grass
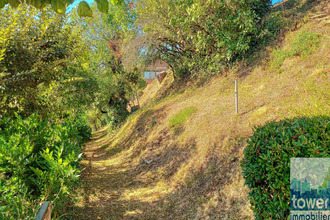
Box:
[72,2,329,219]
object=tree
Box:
[134,0,272,78]
[72,2,144,127]
[0,3,89,117]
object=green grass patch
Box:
[169,106,197,133]
[270,48,291,69]
[291,31,321,56]
[270,30,321,69]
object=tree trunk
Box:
[134,84,140,107]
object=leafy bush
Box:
[0,113,90,219]
[241,116,329,220]
[67,114,92,144]
[254,12,289,47]
[251,0,272,19]
[169,106,197,133]
[0,4,83,117]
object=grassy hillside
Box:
[74,1,329,219]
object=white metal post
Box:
[235,79,238,114]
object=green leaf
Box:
[0,206,8,212]
[96,0,108,13]
[0,0,8,9]
[110,0,123,6]
[77,1,92,17]
[8,0,19,8]
[51,0,66,14]
[27,0,48,9]
[65,0,74,5]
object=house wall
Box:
[144,72,157,79]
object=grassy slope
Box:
[75,1,329,219]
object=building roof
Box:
[145,79,155,84]
[146,60,168,72]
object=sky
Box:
[272,0,284,4]
[66,0,94,13]
[66,0,284,13]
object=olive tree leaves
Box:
[0,0,7,8]
[96,0,109,13]
[0,0,124,17]
[77,1,92,17]
[51,0,69,14]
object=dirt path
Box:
[72,128,158,220]
[71,125,252,220]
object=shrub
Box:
[255,12,289,47]
[241,116,329,219]
[69,115,92,144]
[251,0,272,19]
[0,113,89,219]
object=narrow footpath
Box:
[73,128,160,220]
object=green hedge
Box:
[241,116,329,219]
[0,113,91,219]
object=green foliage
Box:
[96,0,109,13]
[0,0,7,8]
[270,48,291,69]
[0,176,37,220]
[270,30,321,69]
[322,166,330,189]
[135,0,271,78]
[0,113,90,219]
[50,0,69,15]
[0,0,125,16]
[251,0,272,19]
[168,106,197,133]
[290,31,321,56]
[8,0,20,8]
[75,3,143,129]
[78,1,92,17]
[72,115,92,143]
[26,0,49,9]
[241,116,330,220]
[254,12,289,47]
[0,3,87,117]
[111,0,124,6]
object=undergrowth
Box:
[0,113,91,219]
